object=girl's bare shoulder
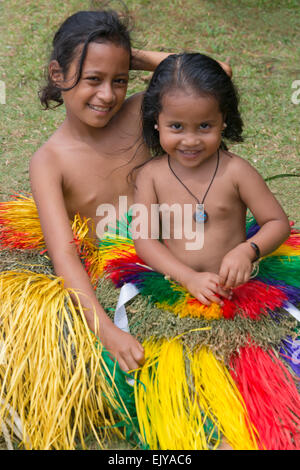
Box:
[136,155,167,175]
[30,129,67,176]
[134,156,167,191]
[121,91,144,116]
[222,150,260,174]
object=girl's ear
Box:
[154,124,159,131]
[49,60,64,86]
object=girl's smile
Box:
[156,89,224,168]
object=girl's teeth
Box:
[89,105,109,111]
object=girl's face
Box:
[61,41,130,128]
[156,89,225,168]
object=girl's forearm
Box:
[50,250,145,371]
[134,238,195,287]
[51,252,113,335]
[131,49,170,71]
[241,218,291,260]
[131,49,232,77]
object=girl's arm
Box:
[131,49,232,77]
[219,158,291,288]
[131,49,170,71]
[133,164,230,306]
[30,150,144,372]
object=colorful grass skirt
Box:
[0,194,299,450]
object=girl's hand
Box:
[219,243,254,289]
[218,60,232,77]
[100,322,145,372]
[184,271,232,307]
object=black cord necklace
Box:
[167,149,220,223]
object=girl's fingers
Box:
[235,266,252,287]
[117,357,130,372]
[218,271,228,286]
[224,269,238,289]
[195,293,211,306]
[203,289,224,306]
[121,353,141,372]
[133,346,145,366]
[243,269,252,285]
[216,284,231,298]
[219,264,231,287]
[235,271,245,287]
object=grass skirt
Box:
[0,195,299,450]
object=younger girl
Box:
[99,53,299,450]
[133,53,291,301]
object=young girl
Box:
[109,54,299,449]
[29,11,232,374]
[133,53,291,302]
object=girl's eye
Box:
[86,77,100,82]
[200,123,210,130]
[170,123,182,130]
[114,78,128,85]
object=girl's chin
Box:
[176,150,204,164]
[180,152,201,160]
[85,110,115,127]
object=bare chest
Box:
[156,172,242,225]
[61,151,136,222]
[155,172,247,272]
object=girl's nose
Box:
[182,133,200,146]
[96,82,114,104]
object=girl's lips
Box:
[178,149,203,158]
[88,103,111,114]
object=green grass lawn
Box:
[0,0,299,450]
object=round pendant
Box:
[193,208,208,223]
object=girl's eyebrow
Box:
[166,118,217,123]
[83,69,129,76]
[83,70,101,74]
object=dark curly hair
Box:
[141,53,243,156]
[39,9,132,109]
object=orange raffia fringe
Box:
[0,194,44,250]
[71,214,103,286]
[0,194,103,286]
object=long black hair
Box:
[39,10,132,109]
[142,53,243,156]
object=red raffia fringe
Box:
[230,345,300,450]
